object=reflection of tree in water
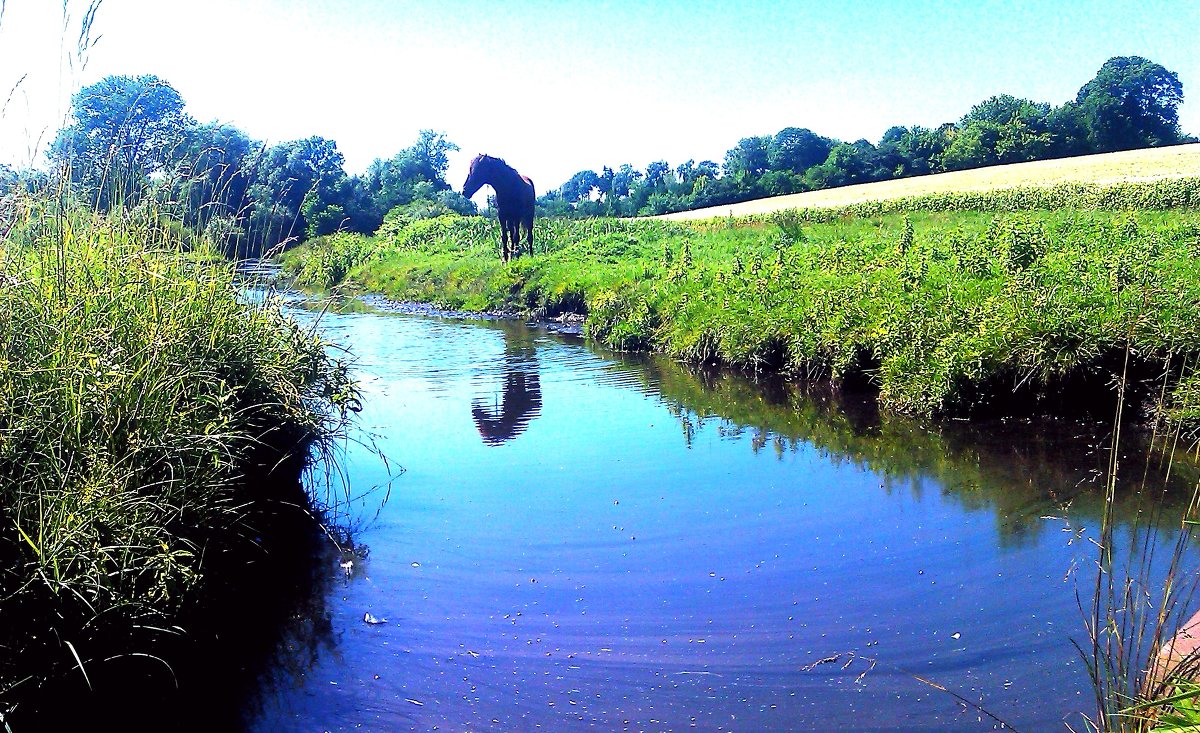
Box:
[597,352,1198,548]
[472,323,543,446]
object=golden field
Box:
[659,142,1200,221]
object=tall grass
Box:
[0,189,358,713]
[1078,344,1200,731]
[281,191,1200,438]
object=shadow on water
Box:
[18,300,1191,731]
[471,321,543,446]
[227,309,1200,732]
[3,448,345,733]
[599,349,1196,546]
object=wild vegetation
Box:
[283,178,1200,439]
[3,7,1196,727]
[0,191,358,719]
[281,177,1200,729]
[662,144,1200,220]
[2,56,1189,257]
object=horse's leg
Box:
[500,218,510,262]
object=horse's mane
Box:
[476,153,513,171]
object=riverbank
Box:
[0,197,358,724]
[280,178,1200,438]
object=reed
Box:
[1077,343,1200,731]
[0,187,358,715]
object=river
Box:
[237,297,1194,732]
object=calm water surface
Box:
[242,302,1184,732]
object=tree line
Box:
[4,74,473,257]
[539,56,1191,217]
[0,55,1189,255]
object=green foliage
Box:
[49,75,193,211]
[539,55,1188,219]
[38,76,466,256]
[284,231,378,288]
[0,193,357,695]
[1075,56,1185,152]
[286,183,1200,438]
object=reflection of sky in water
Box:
[246,305,1187,733]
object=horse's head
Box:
[463,154,495,198]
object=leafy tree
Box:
[49,74,193,210]
[695,160,720,179]
[644,160,672,188]
[559,169,600,203]
[166,122,255,236]
[643,191,685,215]
[360,130,459,229]
[723,135,771,178]
[939,95,1053,170]
[611,164,642,199]
[876,125,950,177]
[758,169,802,196]
[598,166,614,201]
[1045,103,1089,157]
[244,136,348,247]
[1074,56,1184,152]
[768,127,834,174]
[803,141,879,189]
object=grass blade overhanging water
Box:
[0,187,359,717]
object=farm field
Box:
[660,143,1200,221]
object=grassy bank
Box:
[282,178,1200,438]
[0,193,357,718]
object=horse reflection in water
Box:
[471,324,543,445]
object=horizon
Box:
[0,0,1196,202]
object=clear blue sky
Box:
[0,0,1196,200]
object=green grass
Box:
[282,182,1200,438]
[0,192,358,710]
[279,181,1200,729]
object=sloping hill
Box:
[659,143,1200,221]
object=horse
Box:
[471,323,542,446]
[462,154,535,262]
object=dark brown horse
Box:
[471,323,542,446]
[462,154,535,262]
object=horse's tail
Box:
[521,176,535,255]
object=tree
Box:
[597,166,614,201]
[768,127,834,174]
[610,164,642,199]
[803,141,879,189]
[361,130,459,229]
[875,125,950,177]
[938,95,1054,170]
[723,135,771,178]
[167,122,255,236]
[244,136,348,246]
[1074,56,1184,152]
[1045,103,1089,158]
[644,160,672,189]
[559,169,600,203]
[49,74,193,210]
[695,160,720,179]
